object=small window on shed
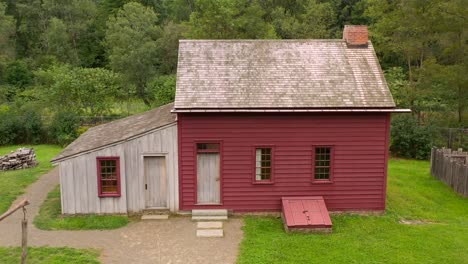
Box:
[97,157,121,197]
[255,148,272,181]
[314,147,332,180]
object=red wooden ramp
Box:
[282,196,332,233]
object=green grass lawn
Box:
[0,247,99,264]
[34,186,129,230]
[0,145,62,214]
[237,159,468,264]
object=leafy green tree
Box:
[367,0,467,125]
[186,0,277,39]
[390,115,433,160]
[157,22,185,74]
[1,60,33,101]
[270,0,336,39]
[0,2,16,61]
[35,64,122,116]
[147,74,176,107]
[43,18,79,65]
[0,105,44,145]
[41,0,99,66]
[329,0,368,34]
[164,0,195,22]
[49,111,80,146]
[423,61,468,125]
[15,0,48,58]
[105,2,162,106]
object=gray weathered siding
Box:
[59,124,178,214]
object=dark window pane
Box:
[255,148,272,181]
[197,143,220,151]
[314,147,331,180]
[98,158,119,195]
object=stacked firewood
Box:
[0,148,38,171]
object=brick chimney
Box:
[343,25,368,47]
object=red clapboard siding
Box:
[178,112,391,212]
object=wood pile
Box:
[0,148,38,171]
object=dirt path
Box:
[0,168,244,264]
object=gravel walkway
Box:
[0,168,244,263]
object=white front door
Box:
[144,156,167,208]
[197,152,220,204]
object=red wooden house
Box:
[174,25,408,213]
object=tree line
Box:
[0,0,466,157]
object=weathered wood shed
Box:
[51,103,178,214]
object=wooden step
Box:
[141,214,169,220]
[196,229,224,238]
[142,208,170,215]
[197,221,223,229]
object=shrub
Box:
[147,75,176,107]
[49,112,80,146]
[19,108,43,144]
[390,115,433,160]
[0,109,19,145]
[0,106,44,145]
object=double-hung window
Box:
[313,147,333,181]
[97,157,121,197]
[255,147,273,182]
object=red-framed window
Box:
[97,157,121,197]
[313,147,333,181]
[254,147,273,183]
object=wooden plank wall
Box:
[59,124,178,214]
[179,113,391,212]
[430,147,468,197]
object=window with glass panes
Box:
[314,147,332,180]
[97,157,121,197]
[255,148,272,181]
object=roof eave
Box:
[51,121,177,164]
[172,108,411,113]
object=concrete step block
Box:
[191,215,228,221]
[141,214,169,220]
[197,221,223,229]
[196,229,224,238]
[192,209,228,216]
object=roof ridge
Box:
[179,39,352,43]
[87,103,174,131]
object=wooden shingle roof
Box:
[174,40,396,111]
[51,103,176,163]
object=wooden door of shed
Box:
[197,153,220,204]
[144,156,167,208]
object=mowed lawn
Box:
[237,159,468,264]
[0,247,99,264]
[0,145,62,214]
[0,145,101,263]
[0,145,128,230]
[34,186,129,230]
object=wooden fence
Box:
[430,148,468,197]
[0,199,30,263]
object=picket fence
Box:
[430,148,468,197]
